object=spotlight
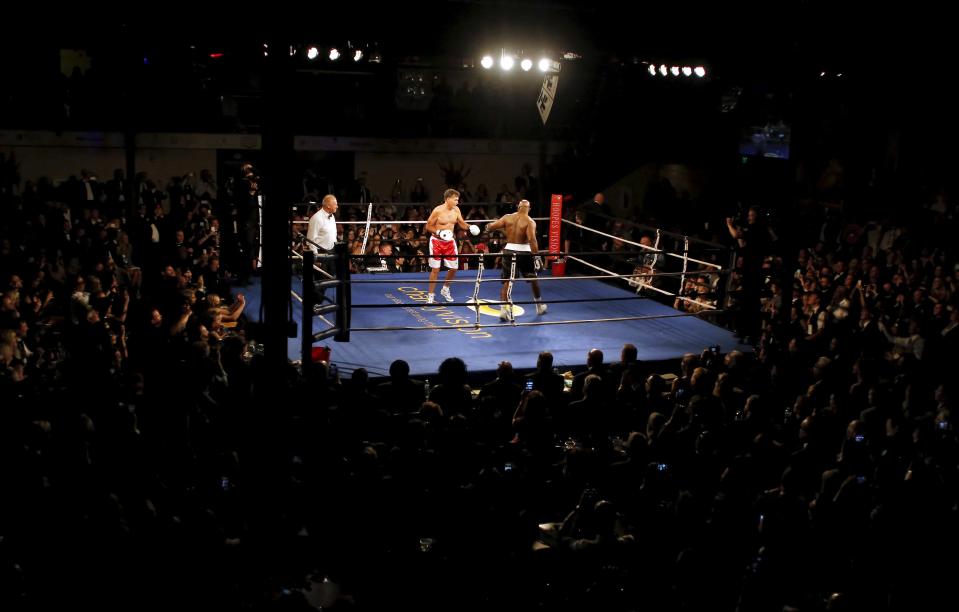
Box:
[354,49,363,62]
[648,65,657,76]
[670,66,680,76]
[481,55,494,69]
[500,55,514,71]
[520,58,533,71]
[307,47,319,60]
[329,48,341,61]
[538,58,551,72]
[659,64,668,76]
[693,66,706,77]
[681,66,692,76]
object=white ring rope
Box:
[290,217,550,225]
[679,235,690,302]
[344,270,713,284]
[653,228,662,267]
[359,203,373,255]
[349,309,721,332]
[567,255,716,310]
[289,289,335,328]
[634,228,663,294]
[561,219,723,270]
[288,250,335,279]
[471,259,485,327]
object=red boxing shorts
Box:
[429,235,459,269]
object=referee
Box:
[306,194,339,303]
[307,194,339,255]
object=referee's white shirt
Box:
[307,209,337,252]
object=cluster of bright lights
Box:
[304,44,379,63]
[480,51,560,73]
[648,64,707,78]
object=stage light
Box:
[521,58,533,71]
[329,48,341,61]
[354,49,363,62]
[693,66,706,77]
[670,66,680,76]
[659,64,668,76]
[481,55,494,69]
[648,65,657,76]
[307,47,319,60]
[500,55,514,70]
[369,51,382,64]
[681,66,692,76]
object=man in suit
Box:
[570,348,610,401]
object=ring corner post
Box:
[334,241,351,342]
[301,249,315,379]
[262,34,296,382]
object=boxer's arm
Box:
[425,208,440,236]
[455,208,469,231]
[486,216,507,232]
[527,219,539,253]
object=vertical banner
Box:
[537,74,559,125]
[548,194,563,262]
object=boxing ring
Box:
[241,203,748,377]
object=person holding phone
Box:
[525,351,566,403]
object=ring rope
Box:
[471,259,485,327]
[349,309,724,332]
[359,203,373,255]
[567,255,716,309]
[561,219,723,270]
[649,229,662,274]
[350,295,658,308]
[289,250,335,280]
[290,289,335,328]
[678,235,690,303]
[290,217,550,226]
[343,270,711,284]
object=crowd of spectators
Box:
[2,156,958,611]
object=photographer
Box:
[726,206,772,341]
